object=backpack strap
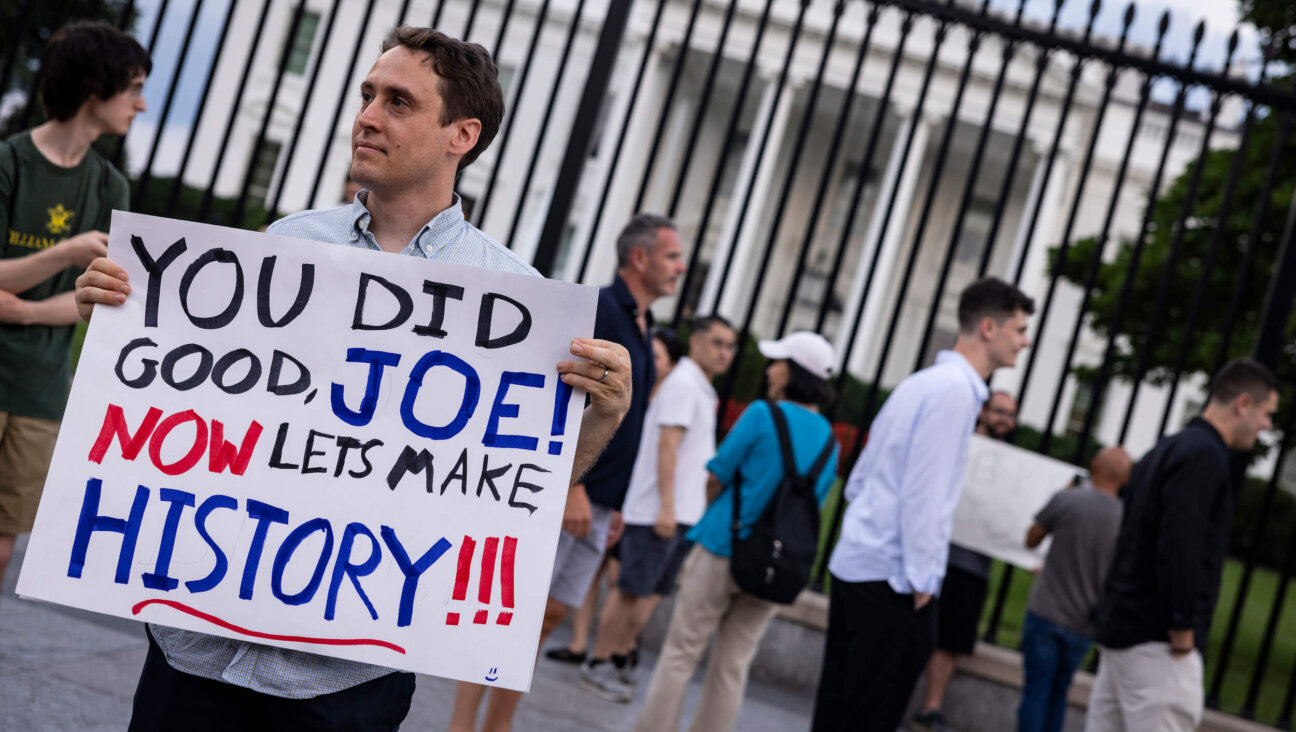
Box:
[765,399,800,483]
[807,431,837,488]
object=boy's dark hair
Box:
[957,277,1035,333]
[380,27,503,172]
[651,325,684,365]
[784,360,835,410]
[1208,358,1280,406]
[40,21,151,122]
[690,314,733,338]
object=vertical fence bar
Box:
[473,0,554,228]
[667,0,777,321]
[578,0,672,284]
[1109,28,1228,448]
[987,0,1064,279]
[163,0,240,217]
[776,0,878,337]
[431,0,448,29]
[1241,464,1296,719]
[985,0,1105,643]
[1113,29,1215,444]
[821,9,951,580]
[928,0,1024,290]
[198,0,276,222]
[305,0,383,209]
[718,0,846,416]
[132,0,207,213]
[1250,193,1296,370]
[1207,82,1296,379]
[265,0,345,220]
[0,0,38,101]
[232,0,310,227]
[109,0,170,165]
[532,0,634,275]
[19,0,77,132]
[663,0,741,218]
[503,0,587,245]
[906,1,997,373]
[1011,1,1122,439]
[1063,14,1187,464]
[707,0,813,313]
[461,0,485,39]
[1206,100,1296,713]
[1157,38,1268,439]
[813,6,910,337]
[631,0,707,213]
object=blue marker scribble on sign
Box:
[485,666,499,683]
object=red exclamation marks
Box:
[445,535,519,626]
[475,538,499,624]
[497,537,517,626]
[446,536,476,625]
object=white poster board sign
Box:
[17,212,597,692]
[950,434,1087,570]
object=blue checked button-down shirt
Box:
[150,192,539,699]
[826,351,989,597]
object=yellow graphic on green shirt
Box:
[46,204,74,234]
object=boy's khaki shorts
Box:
[0,411,60,534]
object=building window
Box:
[247,140,283,208]
[285,11,321,76]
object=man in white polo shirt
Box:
[579,315,737,702]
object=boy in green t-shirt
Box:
[0,21,150,585]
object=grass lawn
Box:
[815,479,1296,727]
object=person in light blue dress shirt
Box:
[810,278,1034,732]
[75,26,632,732]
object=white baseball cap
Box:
[757,331,836,380]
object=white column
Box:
[697,72,779,314]
[712,74,800,322]
[1002,150,1049,283]
[845,109,932,378]
[580,45,672,285]
[561,28,656,282]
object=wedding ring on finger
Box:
[597,364,609,383]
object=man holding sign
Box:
[73,27,630,730]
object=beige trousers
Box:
[634,546,780,732]
[1084,642,1204,732]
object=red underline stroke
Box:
[131,599,406,654]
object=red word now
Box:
[89,404,263,477]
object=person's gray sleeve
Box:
[1034,490,1068,532]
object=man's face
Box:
[639,228,686,299]
[351,47,474,197]
[87,71,146,137]
[1235,389,1279,451]
[978,393,1018,439]
[690,323,737,378]
[986,309,1031,370]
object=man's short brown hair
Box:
[380,26,503,172]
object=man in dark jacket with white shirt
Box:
[1086,358,1279,732]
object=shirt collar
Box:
[935,350,989,403]
[349,191,467,257]
[610,274,639,317]
[675,357,716,398]
[1187,416,1227,449]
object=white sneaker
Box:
[580,660,633,703]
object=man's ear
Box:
[628,245,650,272]
[978,314,998,342]
[447,118,481,159]
[1234,391,1254,414]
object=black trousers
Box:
[128,630,415,732]
[810,578,937,732]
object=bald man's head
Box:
[1090,446,1132,495]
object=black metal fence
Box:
[7,0,1296,725]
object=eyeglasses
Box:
[707,338,738,352]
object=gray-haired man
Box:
[452,212,685,730]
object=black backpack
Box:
[729,400,836,604]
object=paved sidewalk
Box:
[1,535,812,731]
